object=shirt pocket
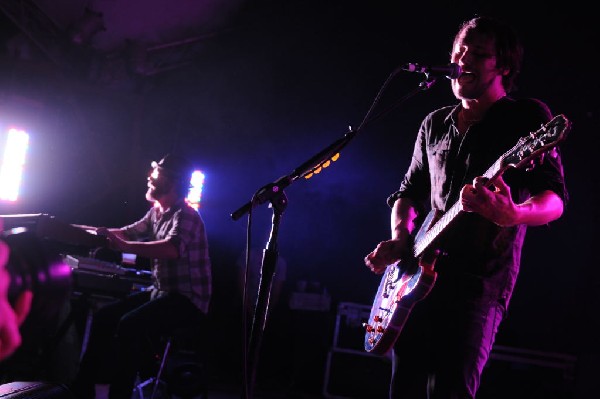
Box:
[427,141,451,196]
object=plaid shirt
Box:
[121,199,212,313]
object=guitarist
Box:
[364,16,568,399]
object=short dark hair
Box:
[454,16,523,93]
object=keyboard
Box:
[65,254,153,298]
[0,381,73,397]
[64,254,128,275]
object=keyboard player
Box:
[69,153,212,399]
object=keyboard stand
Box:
[42,293,96,368]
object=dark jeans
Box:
[72,291,205,399]
[389,274,507,399]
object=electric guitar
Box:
[363,114,571,355]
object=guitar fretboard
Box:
[413,156,505,257]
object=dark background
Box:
[0,1,597,397]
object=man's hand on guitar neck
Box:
[460,174,563,227]
[459,175,517,226]
[459,175,513,226]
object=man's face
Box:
[146,167,172,202]
[450,29,504,100]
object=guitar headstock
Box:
[502,114,571,169]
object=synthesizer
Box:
[65,254,152,298]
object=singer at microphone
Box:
[401,62,462,79]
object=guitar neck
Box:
[413,157,504,257]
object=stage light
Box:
[187,170,205,210]
[0,128,29,202]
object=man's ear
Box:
[166,179,177,194]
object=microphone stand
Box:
[234,129,358,399]
[244,191,287,399]
[234,127,356,399]
[231,69,442,399]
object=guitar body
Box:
[364,257,437,355]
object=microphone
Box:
[400,62,462,79]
